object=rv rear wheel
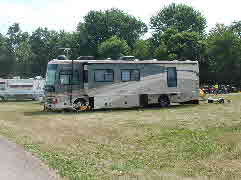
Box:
[158,96,170,108]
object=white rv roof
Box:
[87,60,198,64]
[49,59,198,64]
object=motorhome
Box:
[44,57,199,111]
[0,76,45,101]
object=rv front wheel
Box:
[73,99,88,111]
[158,96,170,108]
[0,96,4,102]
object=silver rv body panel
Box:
[44,59,199,110]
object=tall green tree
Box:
[0,33,15,76]
[230,21,241,37]
[50,30,79,59]
[79,8,147,56]
[3,23,25,76]
[149,4,207,62]
[98,36,130,59]
[14,32,33,75]
[154,42,172,60]
[166,31,205,61]
[76,23,92,56]
[207,24,241,85]
[6,23,22,55]
[29,27,53,75]
[150,3,207,35]
[132,40,152,60]
[150,27,206,61]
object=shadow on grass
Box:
[1,99,35,103]
[23,111,61,116]
[23,104,199,117]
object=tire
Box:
[158,96,170,108]
[73,99,87,111]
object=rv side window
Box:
[59,71,72,85]
[72,70,80,85]
[59,70,80,85]
[167,67,177,87]
[121,70,140,81]
[94,69,114,82]
[121,71,130,81]
[0,83,5,90]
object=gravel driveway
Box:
[0,136,59,180]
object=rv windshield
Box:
[46,64,58,85]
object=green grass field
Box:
[0,94,241,180]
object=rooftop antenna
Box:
[59,48,71,59]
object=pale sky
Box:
[0,0,240,35]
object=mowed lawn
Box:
[0,94,241,180]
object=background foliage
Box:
[0,4,240,87]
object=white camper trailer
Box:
[0,77,45,101]
[44,58,199,111]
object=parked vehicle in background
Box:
[200,84,239,94]
[44,56,200,111]
[0,76,45,102]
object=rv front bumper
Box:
[44,102,73,111]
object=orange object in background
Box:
[200,89,205,97]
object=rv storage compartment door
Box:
[94,95,140,109]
